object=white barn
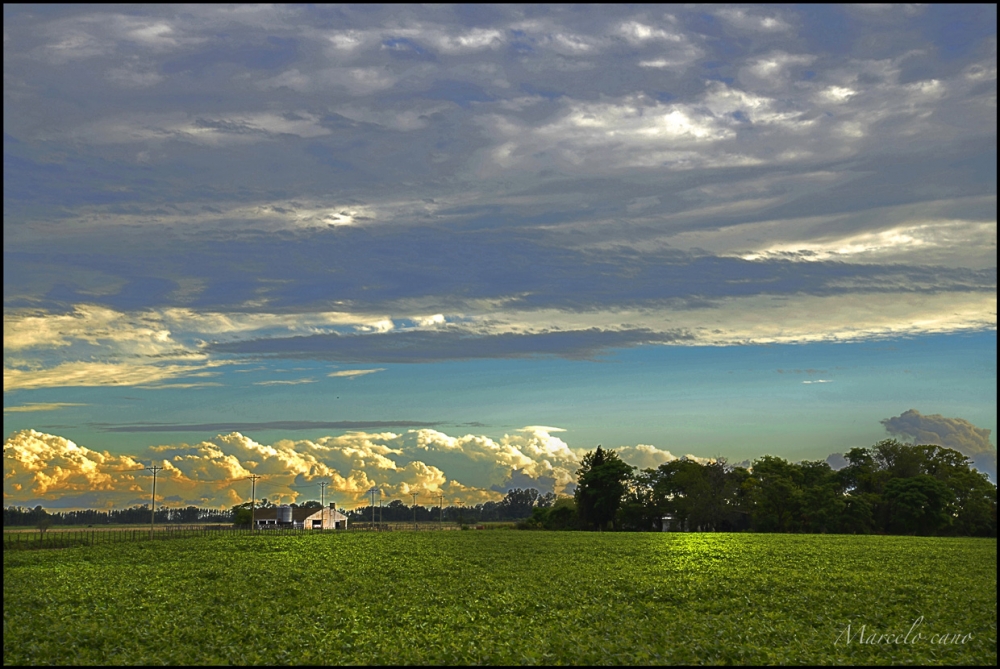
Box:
[304,504,349,530]
[253,503,348,530]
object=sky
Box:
[3,4,996,511]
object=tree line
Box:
[344,488,557,525]
[3,505,233,527]
[5,441,994,535]
[229,489,556,526]
[532,440,996,536]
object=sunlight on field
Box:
[3,532,996,665]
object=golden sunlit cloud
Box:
[252,378,318,386]
[3,426,596,510]
[4,403,88,413]
[327,368,386,378]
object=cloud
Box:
[3,426,588,508]
[881,409,996,480]
[208,290,995,362]
[210,328,693,362]
[3,305,177,353]
[4,284,993,386]
[825,452,848,470]
[2,6,995,434]
[479,94,743,173]
[714,8,792,33]
[736,220,997,267]
[615,444,679,470]
[3,430,146,499]
[801,379,832,384]
[252,378,317,386]
[4,403,87,413]
[328,368,386,378]
[96,420,442,433]
[491,468,558,495]
[3,361,224,392]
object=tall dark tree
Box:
[883,475,953,535]
[575,446,634,530]
[747,455,804,532]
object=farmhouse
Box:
[254,503,348,530]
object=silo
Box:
[277,504,293,524]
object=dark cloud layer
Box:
[6,229,995,314]
[3,4,995,373]
[210,328,693,363]
[211,328,692,363]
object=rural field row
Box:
[4,532,995,665]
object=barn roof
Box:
[253,507,317,522]
[304,508,349,521]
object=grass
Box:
[3,532,995,665]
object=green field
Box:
[3,532,996,665]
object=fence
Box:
[3,525,299,551]
[3,520,521,550]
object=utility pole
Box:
[411,491,418,531]
[369,486,376,529]
[319,481,328,529]
[438,494,444,529]
[378,488,383,531]
[247,474,261,532]
[146,464,163,539]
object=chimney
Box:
[329,502,335,511]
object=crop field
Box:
[3,532,996,665]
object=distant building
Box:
[304,505,348,530]
[254,503,348,530]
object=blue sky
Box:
[3,5,996,509]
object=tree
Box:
[883,475,953,535]
[618,468,660,531]
[522,497,579,530]
[574,446,634,530]
[949,469,997,537]
[537,492,557,508]
[797,460,847,534]
[747,455,803,532]
[230,503,253,527]
[499,488,541,519]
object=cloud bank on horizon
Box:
[2,4,996,392]
[4,408,994,510]
[1,425,686,509]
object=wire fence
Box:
[3,520,521,551]
[4,525,285,551]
